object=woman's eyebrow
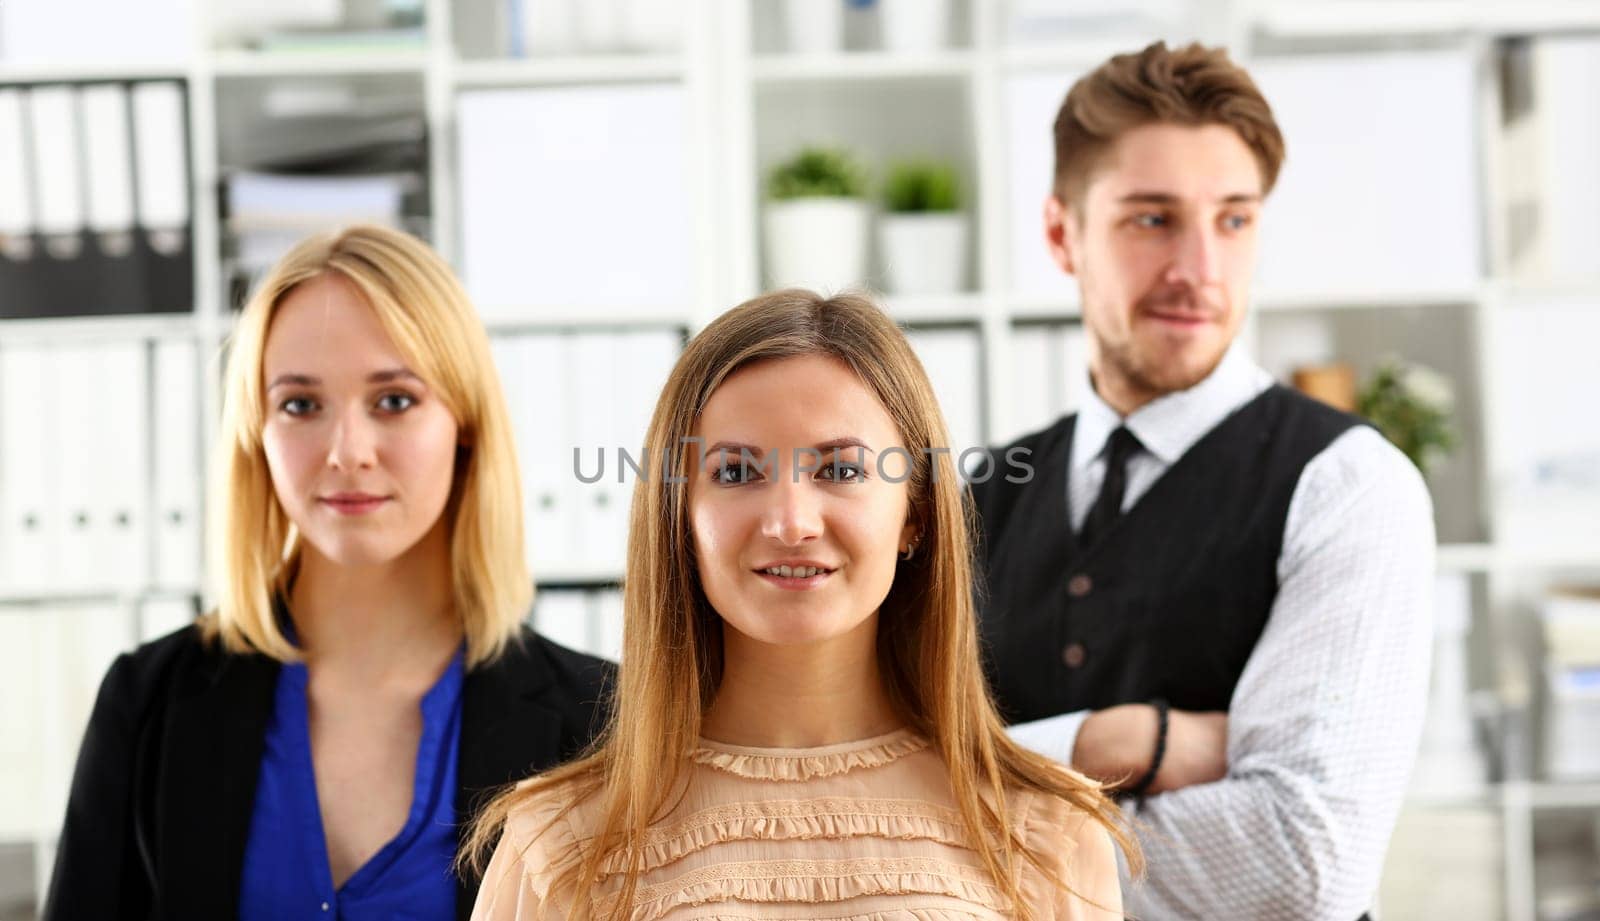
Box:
[265,368,419,391]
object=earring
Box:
[899,536,920,561]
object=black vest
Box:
[972,385,1361,724]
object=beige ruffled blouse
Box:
[471,728,1121,920]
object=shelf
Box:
[1252,0,1600,39]
[209,49,428,77]
[1002,293,1082,320]
[0,312,199,344]
[1438,543,1497,574]
[1485,277,1600,304]
[1004,39,1158,73]
[882,293,986,324]
[752,50,974,83]
[1520,780,1600,810]
[0,586,198,608]
[0,62,190,84]
[1252,1,1477,38]
[1254,286,1482,312]
[454,53,685,87]
[534,567,623,588]
[479,310,693,334]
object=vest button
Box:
[1062,642,1087,669]
[1067,574,1093,598]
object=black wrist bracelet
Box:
[1125,698,1169,801]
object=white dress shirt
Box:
[1006,344,1436,920]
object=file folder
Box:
[0,89,33,244]
[80,84,137,239]
[0,345,60,594]
[152,338,202,590]
[25,87,84,245]
[533,588,593,656]
[572,331,626,573]
[904,326,985,469]
[131,81,191,233]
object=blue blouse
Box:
[239,649,465,920]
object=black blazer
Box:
[41,622,614,921]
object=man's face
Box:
[1044,122,1264,407]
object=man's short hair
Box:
[1052,41,1286,207]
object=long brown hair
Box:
[464,290,1139,917]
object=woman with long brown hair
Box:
[468,290,1137,919]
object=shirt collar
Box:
[1072,343,1274,469]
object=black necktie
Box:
[1079,426,1141,548]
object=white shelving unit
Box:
[3,1,1599,918]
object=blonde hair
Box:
[202,224,530,668]
[465,290,1139,918]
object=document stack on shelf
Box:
[0,81,193,319]
[225,170,413,278]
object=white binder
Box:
[533,588,593,655]
[50,345,104,590]
[0,608,42,838]
[905,327,985,471]
[520,334,576,576]
[26,87,84,239]
[131,82,190,232]
[1006,325,1056,445]
[572,331,626,574]
[139,596,197,643]
[93,342,151,589]
[1003,70,1085,301]
[152,338,202,590]
[594,587,625,663]
[79,84,137,236]
[0,89,35,240]
[0,345,60,594]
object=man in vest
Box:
[972,42,1435,920]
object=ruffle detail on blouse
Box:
[598,798,969,875]
[690,729,930,781]
[595,856,1007,921]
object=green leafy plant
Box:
[1357,358,1458,475]
[768,147,868,200]
[883,159,961,213]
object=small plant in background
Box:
[1358,357,1458,476]
[883,159,961,213]
[767,147,868,200]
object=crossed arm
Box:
[1009,428,1437,920]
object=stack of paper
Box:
[225,171,412,275]
[1542,588,1600,780]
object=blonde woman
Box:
[469,290,1136,920]
[44,225,612,921]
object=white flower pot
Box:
[782,0,844,54]
[879,212,967,294]
[879,0,952,53]
[765,198,871,293]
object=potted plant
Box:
[879,0,953,53]
[764,146,871,292]
[879,158,967,295]
[1357,357,1458,476]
